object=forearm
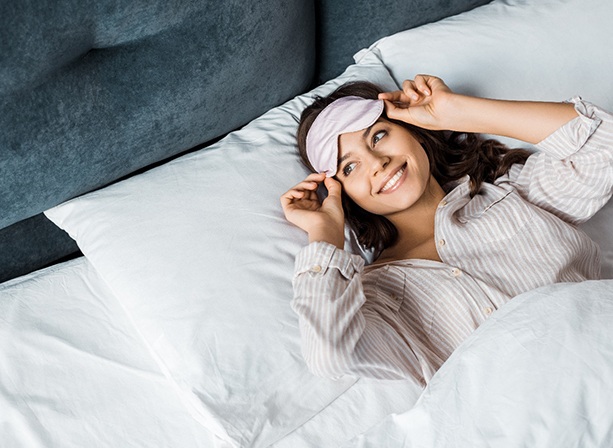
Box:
[291,243,426,381]
[444,94,579,144]
[515,97,613,224]
[291,242,367,377]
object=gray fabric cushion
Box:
[0,0,315,230]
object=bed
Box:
[2,0,613,447]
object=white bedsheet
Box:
[0,257,229,448]
[348,280,613,447]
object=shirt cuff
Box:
[294,241,365,280]
[535,96,603,159]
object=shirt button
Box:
[438,239,446,247]
[451,268,461,277]
[438,200,448,208]
[311,265,322,273]
[484,307,493,316]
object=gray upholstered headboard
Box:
[0,0,489,283]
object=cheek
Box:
[341,183,375,212]
[341,176,370,200]
[411,144,431,175]
[419,151,431,174]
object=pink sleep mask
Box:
[305,96,384,177]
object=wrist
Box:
[308,227,344,250]
[440,93,476,132]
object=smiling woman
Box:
[288,78,532,253]
[280,74,613,384]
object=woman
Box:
[280,75,612,385]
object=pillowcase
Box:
[46,52,423,447]
[367,0,613,109]
[363,0,613,277]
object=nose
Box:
[368,152,390,177]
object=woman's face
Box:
[336,118,432,217]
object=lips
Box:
[378,162,407,194]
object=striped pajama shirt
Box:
[291,97,613,385]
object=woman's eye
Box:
[343,162,357,176]
[373,130,386,146]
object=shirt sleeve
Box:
[291,241,424,383]
[507,97,613,224]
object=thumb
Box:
[324,176,342,198]
[323,176,344,210]
[322,177,345,227]
[382,99,407,122]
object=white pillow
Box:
[363,0,613,278]
[367,0,613,109]
[46,52,423,447]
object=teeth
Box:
[381,166,405,192]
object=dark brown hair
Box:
[297,81,531,252]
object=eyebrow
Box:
[338,152,351,167]
[337,122,377,168]
[362,122,376,140]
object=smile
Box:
[379,163,407,194]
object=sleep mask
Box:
[306,96,384,177]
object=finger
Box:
[281,186,307,204]
[383,99,427,127]
[304,172,326,182]
[382,99,399,120]
[416,74,449,95]
[401,80,422,102]
[382,99,410,122]
[280,193,319,216]
[321,179,344,217]
[280,191,298,209]
[323,176,343,199]
[413,75,430,96]
[282,175,323,198]
[302,187,319,202]
[378,90,411,104]
[279,192,294,212]
[281,186,318,203]
[292,179,320,192]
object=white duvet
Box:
[349,280,613,447]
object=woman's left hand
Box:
[378,74,456,130]
[380,74,579,143]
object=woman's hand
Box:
[378,75,456,130]
[280,173,345,249]
[380,74,578,143]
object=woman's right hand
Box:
[280,172,345,249]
